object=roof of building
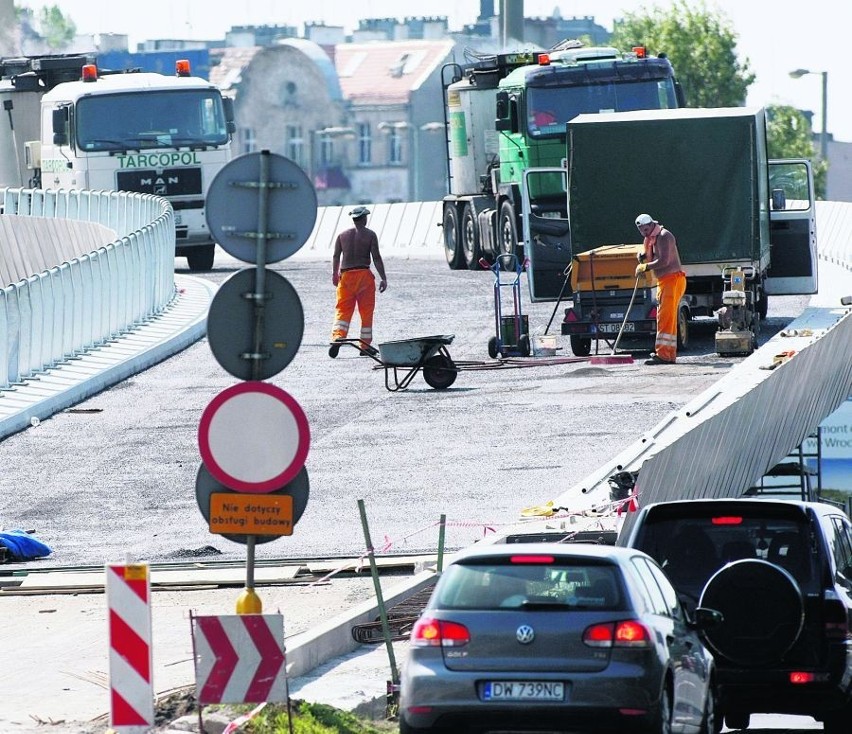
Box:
[279,38,342,100]
[210,39,341,100]
[209,46,260,91]
[334,39,456,104]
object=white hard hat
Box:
[635,213,655,227]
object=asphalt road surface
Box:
[0,253,823,733]
[0,254,807,569]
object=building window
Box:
[389,127,403,164]
[286,125,304,168]
[320,136,334,165]
[240,127,256,155]
[358,122,371,164]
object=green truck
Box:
[522,107,818,355]
[441,42,682,270]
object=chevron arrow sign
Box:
[192,614,287,704]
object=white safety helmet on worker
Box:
[635,213,655,227]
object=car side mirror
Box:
[52,107,69,146]
[693,606,724,630]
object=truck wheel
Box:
[186,244,215,272]
[443,205,464,270]
[498,201,520,267]
[677,306,689,350]
[570,336,591,357]
[461,204,483,270]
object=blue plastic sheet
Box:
[0,530,53,561]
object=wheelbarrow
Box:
[327,335,457,392]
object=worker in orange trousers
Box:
[329,206,387,357]
[634,213,686,365]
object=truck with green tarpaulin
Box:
[522,106,818,356]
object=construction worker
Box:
[328,206,387,357]
[634,213,686,365]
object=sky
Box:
[19,0,851,142]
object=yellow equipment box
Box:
[571,243,657,292]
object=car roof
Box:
[643,497,843,514]
[447,542,645,565]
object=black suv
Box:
[620,498,852,733]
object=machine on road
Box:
[0,53,235,271]
[440,41,682,271]
[522,107,819,357]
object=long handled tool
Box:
[589,274,640,365]
[543,261,574,336]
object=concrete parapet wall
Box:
[0,187,175,388]
[0,215,116,288]
[294,201,444,260]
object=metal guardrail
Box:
[0,188,175,389]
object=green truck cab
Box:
[442,42,682,271]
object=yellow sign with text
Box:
[209,493,294,536]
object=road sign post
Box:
[200,150,318,613]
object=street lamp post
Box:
[789,68,828,160]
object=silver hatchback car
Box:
[399,543,720,734]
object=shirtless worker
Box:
[634,213,687,365]
[328,206,388,358]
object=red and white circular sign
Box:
[198,382,310,493]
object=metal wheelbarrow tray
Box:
[376,334,457,391]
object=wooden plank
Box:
[15,564,302,590]
[306,554,438,574]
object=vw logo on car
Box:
[516,625,535,644]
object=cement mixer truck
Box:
[440,41,682,270]
[0,53,234,271]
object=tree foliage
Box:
[766,104,827,198]
[609,0,754,108]
[610,2,825,197]
[37,4,76,49]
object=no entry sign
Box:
[198,382,310,493]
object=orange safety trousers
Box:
[331,269,376,346]
[654,271,687,363]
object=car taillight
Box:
[583,620,650,648]
[711,516,743,525]
[563,308,578,322]
[410,617,470,648]
[647,306,657,319]
[790,671,816,684]
[823,591,850,641]
[510,555,555,564]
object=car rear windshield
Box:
[433,557,624,611]
[633,507,817,590]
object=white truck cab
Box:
[3,55,234,271]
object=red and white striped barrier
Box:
[106,563,154,731]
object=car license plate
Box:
[482,681,565,701]
[598,322,634,333]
